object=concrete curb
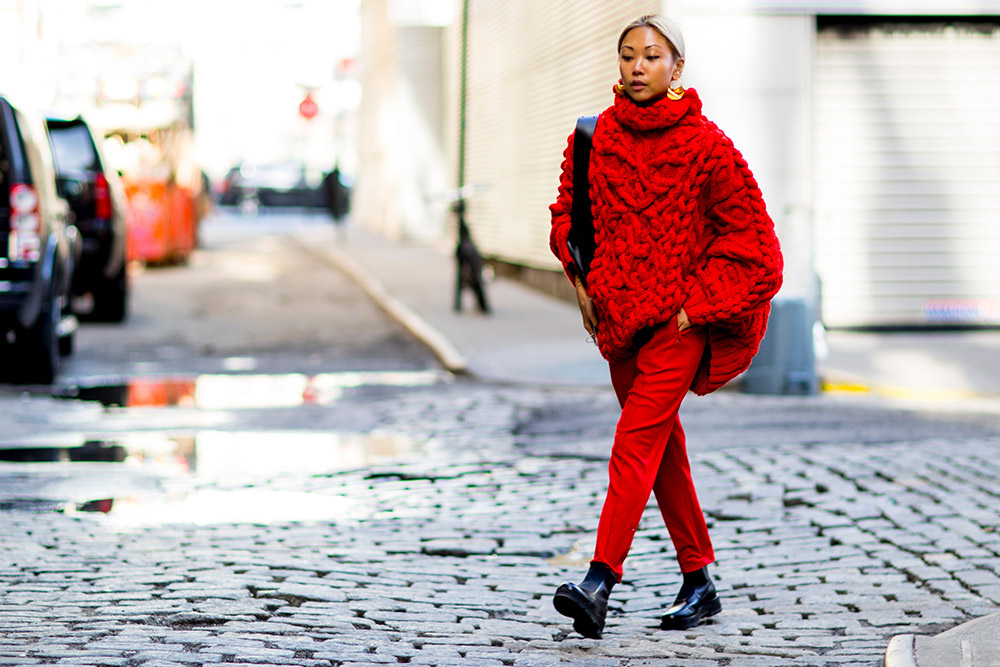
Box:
[291,235,470,375]
[884,613,1000,667]
[884,634,917,667]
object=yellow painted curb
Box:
[822,380,986,402]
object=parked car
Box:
[0,94,78,383]
[216,162,327,212]
[45,115,129,321]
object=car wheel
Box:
[58,323,75,356]
[0,332,15,382]
[15,291,61,384]
[91,260,128,323]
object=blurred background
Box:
[3,0,999,329]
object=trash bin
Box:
[741,297,818,395]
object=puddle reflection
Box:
[0,441,127,463]
[0,429,423,523]
[72,379,196,408]
[55,369,449,409]
[106,489,361,526]
[4,370,446,521]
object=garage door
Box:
[814,19,1000,327]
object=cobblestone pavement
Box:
[2,380,1000,666]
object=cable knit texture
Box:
[549,88,783,395]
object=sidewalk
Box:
[295,222,1000,399]
[295,221,1000,667]
[294,224,610,386]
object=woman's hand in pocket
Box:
[677,306,691,332]
[575,276,599,338]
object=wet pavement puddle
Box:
[47,369,450,409]
[0,369,448,522]
[0,429,424,523]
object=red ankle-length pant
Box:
[593,321,715,582]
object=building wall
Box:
[454,0,663,269]
[671,2,1000,325]
[0,0,52,108]
[450,0,814,286]
[675,13,814,301]
[357,0,451,242]
[667,0,1000,13]
[357,0,1000,326]
[358,0,398,237]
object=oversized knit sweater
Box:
[549,88,783,395]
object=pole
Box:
[452,0,489,314]
[458,0,469,190]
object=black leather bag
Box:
[566,115,598,286]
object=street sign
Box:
[298,94,318,120]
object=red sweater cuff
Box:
[683,277,712,323]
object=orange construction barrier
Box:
[126,377,197,408]
[124,179,198,264]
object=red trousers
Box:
[593,321,715,582]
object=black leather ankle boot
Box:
[553,562,617,639]
[660,566,722,630]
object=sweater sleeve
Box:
[548,130,579,283]
[683,137,784,326]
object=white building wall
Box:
[669,1,1000,326]
[355,0,1000,326]
[356,0,451,241]
[456,0,662,268]
[670,11,815,299]
[667,1,1000,14]
[0,0,55,108]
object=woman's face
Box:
[618,26,683,104]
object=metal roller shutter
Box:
[462,0,661,270]
[814,19,1000,327]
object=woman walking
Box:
[549,15,783,639]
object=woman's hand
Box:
[676,306,691,332]
[574,276,600,338]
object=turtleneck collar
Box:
[611,87,701,132]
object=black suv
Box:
[0,95,78,383]
[45,116,128,321]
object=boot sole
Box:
[553,586,603,639]
[660,595,722,631]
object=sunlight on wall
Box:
[1,0,362,181]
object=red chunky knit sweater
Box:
[550,88,783,395]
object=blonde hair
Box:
[618,14,686,65]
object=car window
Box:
[48,123,100,173]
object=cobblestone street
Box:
[3,380,999,667]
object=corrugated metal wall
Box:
[815,20,1000,326]
[676,0,1000,14]
[461,1,661,270]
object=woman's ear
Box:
[673,59,685,82]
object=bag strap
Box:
[568,115,598,284]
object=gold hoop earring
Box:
[667,85,685,101]
[613,80,626,96]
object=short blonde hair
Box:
[618,15,686,62]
